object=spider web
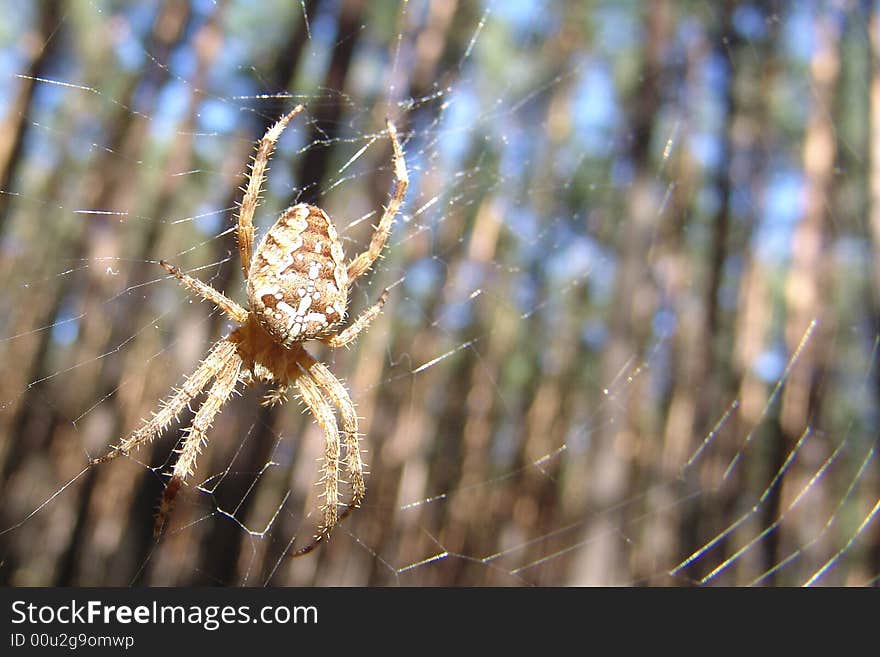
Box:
[0,0,878,586]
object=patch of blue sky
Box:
[571,60,619,157]
[652,306,677,338]
[678,12,705,51]
[833,235,869,267]
[492,0,559,39]
[439,82,480,167]
[609,157,634,189]
[65,116,102,165]
[550,145,586,186]
[695,184,722,219]
[112,4,154,72]
[689,130,723,170]
[113,27,145,72]
[753,169,804,264]
[212,37,247,88]
[592,4,640,56]
[732,3,771,40]
[149,79,190,142]
[781,3,815,62]
[719,253,745,312]
[51,300,80,347]
[198,98,239,134]
[438,297,474,333]
[348,42,384,99]
[298,11,337,88]
[405,256,445,300]
[585,245,616,304]
[0,47,23,110]
[498,119,534,183]
[266,160,296,207]
[513,270,540,315]
[580,318,608,350]
[168,41,197,80]
[26,81,87,167]
[0,1,30,49]
[193,202,224,236]
[545,232,601,285]
[753,344,787,383]
[505,204,541,246]
[192,0,219,18]
[701,51,731,120]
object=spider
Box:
[90,105,408,555]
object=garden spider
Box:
[90,105,408,555]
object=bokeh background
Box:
[0,0,878,586]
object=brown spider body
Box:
[248,204,349,347]
[91,106,408,556]
[229,315,301,384]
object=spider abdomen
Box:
[247,204,349,347]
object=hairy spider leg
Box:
[90,339,238,466]
[237,105,305,277]
[160,260,248,324]
[293,365,342,536]
[346,120,409,282]
[322,288,389,349]
[300,349,365,509]
[154,351,242,538]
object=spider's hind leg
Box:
[292,367,342,541]
[322,288,389,349]
[154,350,242,538]
[90,339,238,467]
[287,350,367,558]
[262,383,289,407]
[299,350,365,509]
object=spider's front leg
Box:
[346,119,408,281]
[160,260,249,324]
[236,105,305,277]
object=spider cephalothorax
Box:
[91,106,408,555]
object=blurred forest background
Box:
[0,0,878,586]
